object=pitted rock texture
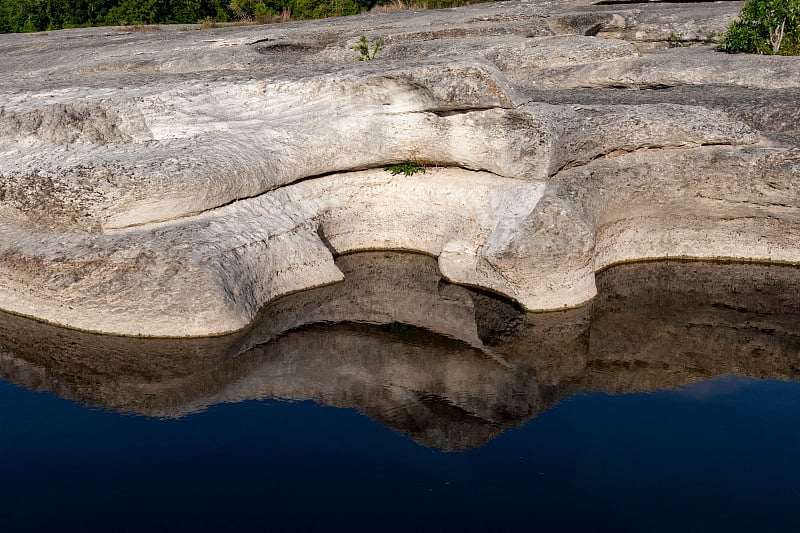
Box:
[0,0,798,336]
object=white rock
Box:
[0,0,797,336]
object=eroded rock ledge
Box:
[1,0,798,336]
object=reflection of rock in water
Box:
[0,252,541,451]
[584,261,800,392]
[219,324,540,451]
[0,253,799,451]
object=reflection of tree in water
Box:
[0,253,798,451]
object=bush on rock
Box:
[720,0,800,55]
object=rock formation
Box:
[0,252,798,450]
[1,0,798,336]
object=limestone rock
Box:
[0,0,798,336]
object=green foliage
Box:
[0,0,490,33]
[0,0,216,31]
[229,0,272,20]
[294,0,365,19]
[719,0,800,55]
[105,0,166,26]
[383,161,426,177]
[353,34,382,61]
[667,31,684,48]
[420,0,471,8]
[171,0,205,23]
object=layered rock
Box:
[0,0,798,335]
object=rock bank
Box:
[0,0,798,336]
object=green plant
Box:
[354,35,383,61]
[198,16,217,28]
[719,0,799,55]
[667,31,684,48]
[383,161,426,176]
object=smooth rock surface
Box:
[1,0,798,336]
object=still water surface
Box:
[1,253,799,532]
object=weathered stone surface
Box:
[0,0,798,335]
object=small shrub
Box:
[383,161,426,176]
[719,0,800,55]
[354,35,383,61]
[667,31,684,48]
[370,0,410,13]
[114,24,161,32]
[198,16,218,29]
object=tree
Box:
[104,0,167,25]
[171,0,205,23]
[720,0,800,55]
[0,0,45,32]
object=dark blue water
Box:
[3,375,800,533]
